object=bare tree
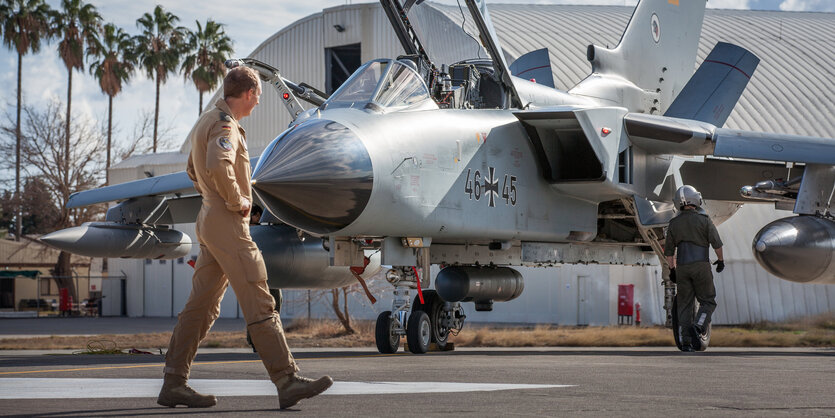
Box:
[113,108,178,162]
[303,269,387,334]
[330,286,356,334]
[0,99,106,296]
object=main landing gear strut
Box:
[375,266,465,354]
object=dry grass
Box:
[450,325,673,347]
[0,319,376,352]
[451,313,835,348]
[1,314,832,351]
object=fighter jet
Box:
[42,0,835,353]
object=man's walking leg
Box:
[693,267,717,334]
[159,248,227,408]
[229,245,332,409]
[247,314,332,408]
[675,268,697,350]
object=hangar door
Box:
[144,259,173,317]
[578,275,609,326]
[326,43,361,94]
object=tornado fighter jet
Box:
[42,0,835,353]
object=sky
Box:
[1,0,833,162]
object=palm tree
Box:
[52,0,101,215]
[182,19,233,116]
[88,23,134,185]
[134,5,186,153]
[0,0,53,241]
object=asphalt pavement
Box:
[0,318,833,416]
[0,346,833,416]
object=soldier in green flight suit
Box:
[664,185,725,351]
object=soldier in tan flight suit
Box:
[157,67,333,409]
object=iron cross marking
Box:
[484,166,499,207]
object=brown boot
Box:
[157,373,217,408]
[275,373,333,409]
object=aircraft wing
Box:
[67,171,195,209]
[623,112,835,165]
[67,156,261,209]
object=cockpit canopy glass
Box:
[325,59,432,110]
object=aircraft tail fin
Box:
[509,48,555,89]
[664,42,760,127]
[585,0,707,112]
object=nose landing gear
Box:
[374,267,465,354]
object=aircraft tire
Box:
[671,298,685,351]
[413,290,449,350]
[406,310,431,354]
[375,311,400,354]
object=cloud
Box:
[705,0,752,9]
[779,0,835,12]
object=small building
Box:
[0,238,92,315]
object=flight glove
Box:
[713,260,725,273]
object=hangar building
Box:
[102,3,835,325]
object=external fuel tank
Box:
[753,215,835,284]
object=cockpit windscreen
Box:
[325,60,431,110]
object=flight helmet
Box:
[674,185,703,209]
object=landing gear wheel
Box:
[671,298,711,352]
[406,310,431,354]
[375,311,400,354]
[672,298,684,351]
[413,290,449,350]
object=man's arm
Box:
[205,121,249,215]
[663,224,677,269]
[186,152,203,195]
[708,219,724,272]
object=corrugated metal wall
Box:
[115,3,834,322]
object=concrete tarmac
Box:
[0,345,833,417]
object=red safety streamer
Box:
[412,266,425,305]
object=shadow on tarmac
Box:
[441,348,835,358]
[26,406,285,417]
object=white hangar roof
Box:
[181,3,835,155]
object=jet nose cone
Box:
[252,119,373,234]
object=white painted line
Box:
[0,378,572,399]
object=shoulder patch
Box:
[219,112,232,122]
[217,136,233,151]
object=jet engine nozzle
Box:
[251,119,373,235]
[40,222,191,259]
[753,216,835,284]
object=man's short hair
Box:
[223,67,260,98]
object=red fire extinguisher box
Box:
[617,284,634,316]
